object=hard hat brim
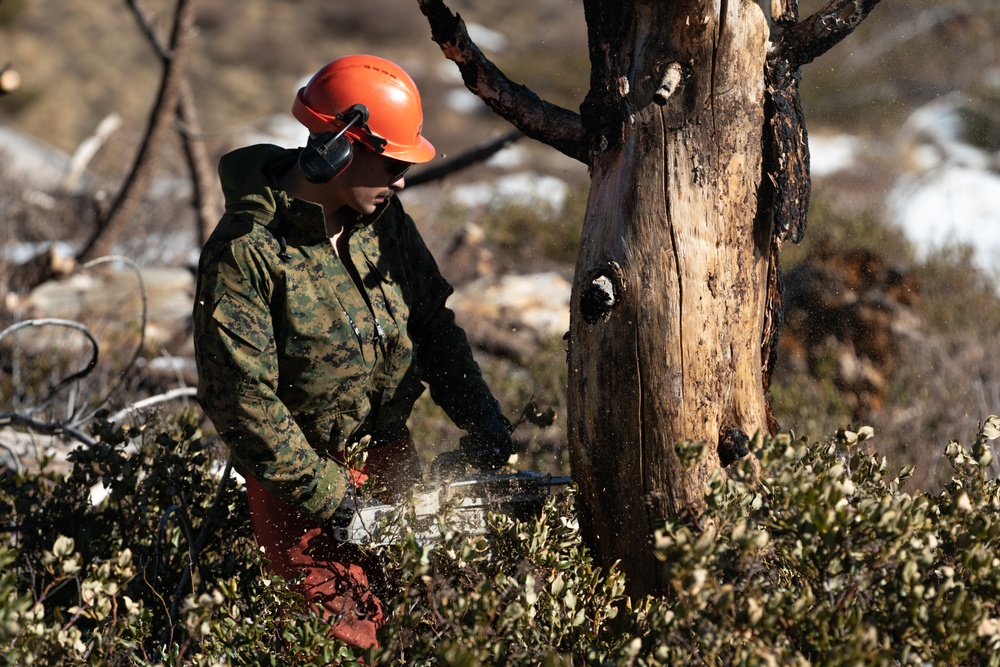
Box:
[384,135,436,164]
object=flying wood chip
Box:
[522,401,556,428]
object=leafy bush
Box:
[4,413,1000,665]
[0,412,365,666]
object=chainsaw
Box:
[330,455,572,546]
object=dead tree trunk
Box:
[569,0,771,596]
[420,0,882,597]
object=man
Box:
[193,54,514,649]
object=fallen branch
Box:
[0,413,97,448]
[76,256,149,421]
[61,113,123,192]
[108,387,198,425]
[0,319,100,405]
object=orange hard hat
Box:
[292,54,436,164]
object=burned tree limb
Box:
[0,319,100,404]
[61,113,123,192]
[763,61,811,247]
[76,0,198,263]
[0,413,97,449]
[126,0,222,248]
[775,0,885,68]
[763,0,883,247]
[416,0,587,164]
[405,129,523,187]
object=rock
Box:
[5,262,194,355]
[449,271,571,362]
[439,222,495,287]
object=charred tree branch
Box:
[775,0,885,69]
[416,0,588,164]
[0,413,98,448]
[405,130,523,188]
[0,319,100,404]
[127,0,221,249]
[75,256,150,421]
[76,0,198,262]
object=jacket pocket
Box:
[211,292,272,353]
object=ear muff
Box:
[299,133,354,184]
[297,104,371,184]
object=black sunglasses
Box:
[359,142,411,181]
[384,156,411,181]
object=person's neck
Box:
[275,166,349,239]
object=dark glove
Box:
[460,408,514,471]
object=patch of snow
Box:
[2,241,77,264]
[886,96,1000,279]
[0,124,71,189]
[897,94,990,170]
[210,458,245,484]
[445,88,486,114]
[147,175,192,200]
[809,133,862,177]
[436,60,464,84]
[465,23,508,52]
[888,166,1000,275]
[450,172,568,213]
[236,113,308,150]
[485,144,526,169]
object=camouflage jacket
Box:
[193,144,496,521]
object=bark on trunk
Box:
[569,0,771,596]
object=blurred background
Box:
[1,0,999,490]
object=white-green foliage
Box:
[4,415,1000,665]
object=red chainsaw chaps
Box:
[244,434,422,650]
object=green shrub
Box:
[0,412,365,665]
[4,413,1000,665]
